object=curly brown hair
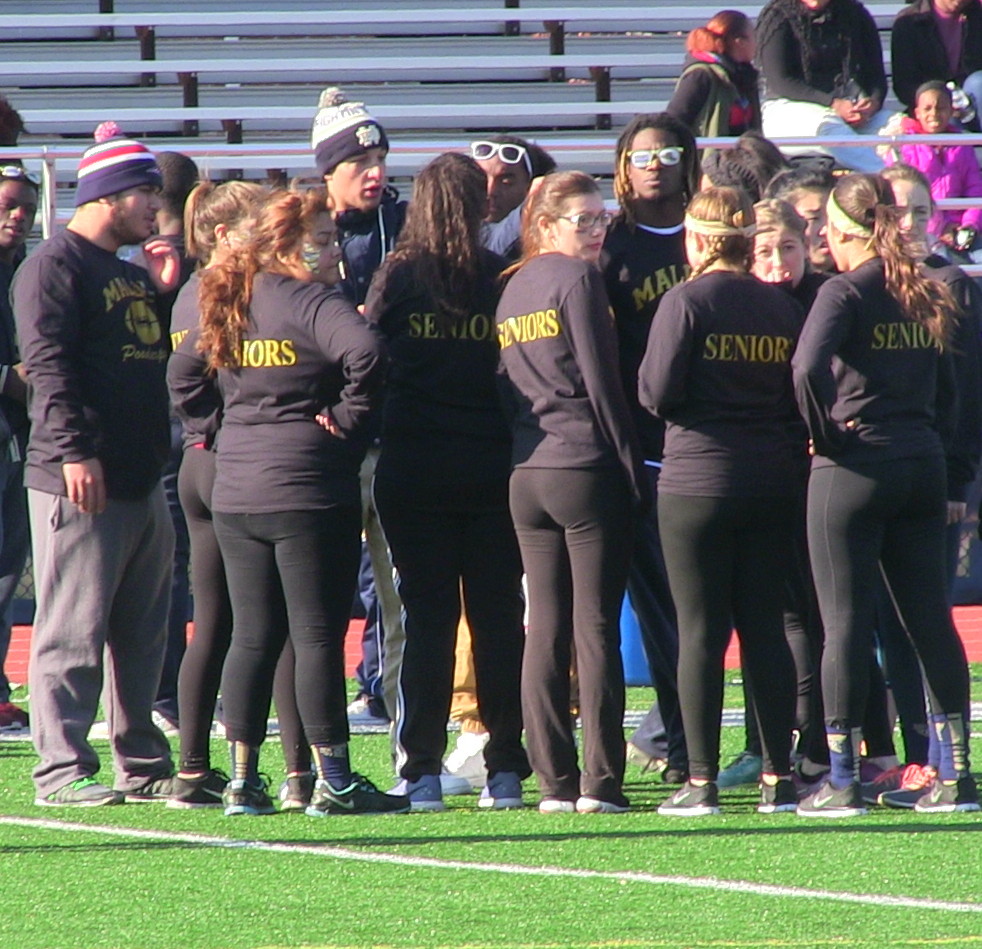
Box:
[378,152,487,328]
[197,188,327,370]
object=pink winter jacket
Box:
[885,117,982,233]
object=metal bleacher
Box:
[2,0,970,242]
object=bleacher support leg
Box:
[590,66,612,131]
[545,21,566,82]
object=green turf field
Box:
[2,680,981,949]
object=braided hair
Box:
[613,113,700,228]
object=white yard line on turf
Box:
[1,815,980,915]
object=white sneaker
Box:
[152,710,179,737]
[443,730,489,789]
[439,768,473,796]
[576,795,630,814]
[539,798,576,814]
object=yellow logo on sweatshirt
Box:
[497,309,561,350]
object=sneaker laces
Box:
[868,764,905,788]
[899,763,936,791]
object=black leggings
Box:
[509,467,633,802]
[807,456,970,729]
[375,476,528,781]
[215,506,361,748]
[175,448,232,773]
[659,493,796,782]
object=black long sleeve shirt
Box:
[792,258,956,468]
[639,271,803,498]
[758,0,887,106]
[496,253,648,507]
[13,229,169,499]
[211,273,385,513]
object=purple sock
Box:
[312,743,352,790]
[827,728,860,789]
[932,713,969,781]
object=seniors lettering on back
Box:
[703,333,793,362]
[496,308,561,349]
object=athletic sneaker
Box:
[625,741,668,775]
[576,793,630,814]
[306,774,410,816]
[389,774,445,812]
[35,777,123,807]
[439,768,473,796]
[477,771,524,810]
[796,780,867,818]
[167,769,229,809]
[538,798,576,814]
[345,694,389,725]
[0,701,29,729]
[878,765,937,809]
[716,750,762,788]
[151,710,179,737]
[758,778,797,814]
[278,772,315,812]
[222,777,276,816]
[657,781,720,817]
[861,763,923,806]
[913,776,981,814]
[120,774,178,803]
[444,730,489,789]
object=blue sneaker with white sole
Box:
[389,774,445,812]
[478,771,524,809]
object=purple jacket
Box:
[886,118,982,233]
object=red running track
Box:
[6,608,982,686]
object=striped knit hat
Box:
[75,121,162,207]
[311,87,388,177]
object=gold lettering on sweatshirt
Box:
[407,312,494,341]
[870,322,936,351]
[497,309,561,350]
[237,338,298,368]
[631,263,689,311]
[703,333,793,363]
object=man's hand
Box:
[62,458,106,514]
[852,95,881,123]
[831,98,863,126]
[142,238,181,294]
[948,501,967,525]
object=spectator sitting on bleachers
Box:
[883,80,982,263]
[891,0,982,129]
[757,0,892,172]
[667,10,761,141]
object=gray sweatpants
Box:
[28,484,175,798]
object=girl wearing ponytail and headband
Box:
[638,186,803,817]
[793,173,979,816]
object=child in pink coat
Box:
[884,80,982,261]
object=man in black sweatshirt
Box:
[13,124,180,807]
